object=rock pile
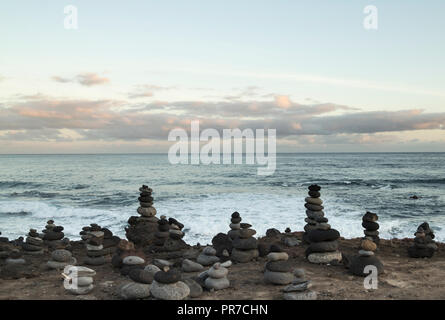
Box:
[0,232,9,259]
[63,266,96,295]
[182,258,205,273]
[22,229,44,255]
[205,262,230,290]
[6,249,26,266]
[84,226,108,266]
[150,268,190,300]
[231,222,259,263]
[303,185,325,243]
[80,224,120,256]
[264,246,293,285]
[282,269,317,300]
[408,222,438,258]
[305,188,342,264]
[42,220,69,250]
[362,211,380,244]
[47,249,77,270]
[125,185,159,246]
[228,211,242,240]
[197,246,220,266]
[111,239,146,277]
[154,216,170,248]
[349,212,384,276]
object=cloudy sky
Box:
[0,0,444,153]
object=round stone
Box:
[231,248,259,263]
[304,203,324,211]
[76,277,94,286]
[358,250,374,256]
[316,223,331,231]
[207,264,228,279]
[150,280,190,300]
[306,210,325,220]
[231,211,240,218]
[182,259,205,272]
[305,197,323,205]
[169,230,184,240]
[307,251,342,264]
[308,184,321,191]
[229,223,241,230]
[197,254,220,266]
[363,212,378,222]
[183,278,203,298]
[362,221,379,231]
[266,252,288,261]
[231,217,241,224]
[154,269,181,284]
[120,264,144,276]
[304,224,318,233]
[129,269,154,284]
[308,190,320,198]
[51,249,72,262]
[265,260,294,273]
[144,264,161,276]
[43,231,64,241]
[307,229,340,242]
[118,282,151,300]
[361,239,377,251]
[84,256,107,266]
[239,228,256,239]
[264,270,294,285]
[205,276,230,290]
[202,246,217,256]
[232,237,258,250]
[349,255,384,276]
[228,230,240,240]
[240,223,252,229]
[123,256,145,265]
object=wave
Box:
[10,191,58,198]
[0,181,43,188]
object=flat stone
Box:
[120,265,144,276]
[307,251,342,264]
[67,284,94,295]
[364,230,379,236]
[349,255,384,276]
[64,266,96,277]
[150,280,190,300]
[229,223,241,230]
[266,228,281,237]
[266,252,288,261]
[239,229,256,238]
[47,257,77,269]
[304,218,317,225]
[304,203,324,211]
[231,248,258,263]
[304,224,318,233]
[43,231,64,241]
[118,282,151,300]
[231,217,242,224]
[283,280,312,292]
[316,223,331,231]
[232,237,258,250]
[362,221,380,231]
[307,229,340,242]
[305,197,323,205]
[182,278,203,298]
[205,277,230,290]
[6,258,26,265]
[358,250,374,256]
[202,246,217,255]
[22,243,43,251]
[52,249,72,262]
[129,269,154,284]
[86,244,103,251]
[264,270,294,285]
[306,210,325,219]
[265,260,294,273]
[84,256,107,266]
[221,260,232,268]
[197,254,220,266]
[26,237,43,246]
[308,190,320,197]
[144,264,161,276]
[308,240,338,253]
[123,256,145,265]
[182,259,205,272]
[153,259,173,269]
[283,290,317,300]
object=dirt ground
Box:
[1,233,445,300]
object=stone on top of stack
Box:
[362,211,380,244]
[83,224,109,266]
[22,228,44,255]
[42,220,70,250]
[125,185,159,246]
[303,185,324,243]
[264,245,294,285]
[408,222,438,258]
[150,267,190,300]
[282,269,317,300]
[47,249,76,270]
[111,239,147,277]
[231,221,259,263]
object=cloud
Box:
[0,95,444,145]
[51,73,110,86]
[128,84,174,99]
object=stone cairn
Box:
[349,212,383,276]
[83,224,108,266]
[197,246,220,266]
[282,269,317,300]
[42,220,70,250]
[264,245,294,285]
[111,239,146,277]
[153,215,170,249]
[304,186,342,264]
[408,222,438,258]
[63,266,96,295]
[205,262,230,290]
[22,228,44,255]
[47,249,77,270]
[303,184,325,243]
[6,249,26,266]
[228,211,242,240]
[230,216,259,263]
[362,211,380,244]
[0,231,9,259]
[125,185,159,246]
[150,268,190,300]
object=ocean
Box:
[0,153,444,244]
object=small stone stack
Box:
[197,246,220,266]
[47,249,77,270]
[63,266,96,295]
[22,229,44,255]
[150,268,190,300]
[362,211,380,244]
[42,220,69,250]
[112,239,147,276]
[0,232,9,259]
[282,269,317,300]
[6,249,26,266]
[205,262,230,290]
[228,211,242,240]
[264,246,293,285]
[349,238,383,276]
[125,185,159,246]
[231,222,259,263]
[84,225,108,266]
[408,222,438,258]
[168,218,185,241]
[303,185,325,243]
[153,216,170,248]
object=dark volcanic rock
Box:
[266,228,281,237]
[362,221,380,231]
[307,229,340,242]
[154,269,181,284]
[212,233,233,256]
[349,255,384,277]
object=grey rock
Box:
[183,278,203,298]
[67,284,94,295]
[205,277,230,290]
[231,248,259,263]
[283,290,317,300]
[283,280,312,292]
[51,249,72,262]
[307,251,342,264]
[150,280,190,300]
[182,259,204,272]
[264,270,294,285]
[118,282,151,300]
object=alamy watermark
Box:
[168,121,276,175]
[363,265,378,289]
[363,5,378,30]
[64,5,78,30]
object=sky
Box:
[0,0,444,153]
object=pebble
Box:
[205,277,230,290]
[123,256,145,265]
[307,251,342,264]
[118,282,151,300]
[182,259,205,272]
[51,250,72,262]
[283,290,317,300]
[266,252,288,261]
[182,278,203,298]
[150,280,190,300]
[264,270,294,285]
[283,280,312,292]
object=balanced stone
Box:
[197,247,220,266]
[150,280,190,300]
[307,251,342,264]
[264,270,294,285]
[154,269,181,284]
[205,262,230,290]
[183,278,203,298]
[118,282,151,300]
[182,259,205,272]
[123,256,145,265]
[129,269,155,284]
